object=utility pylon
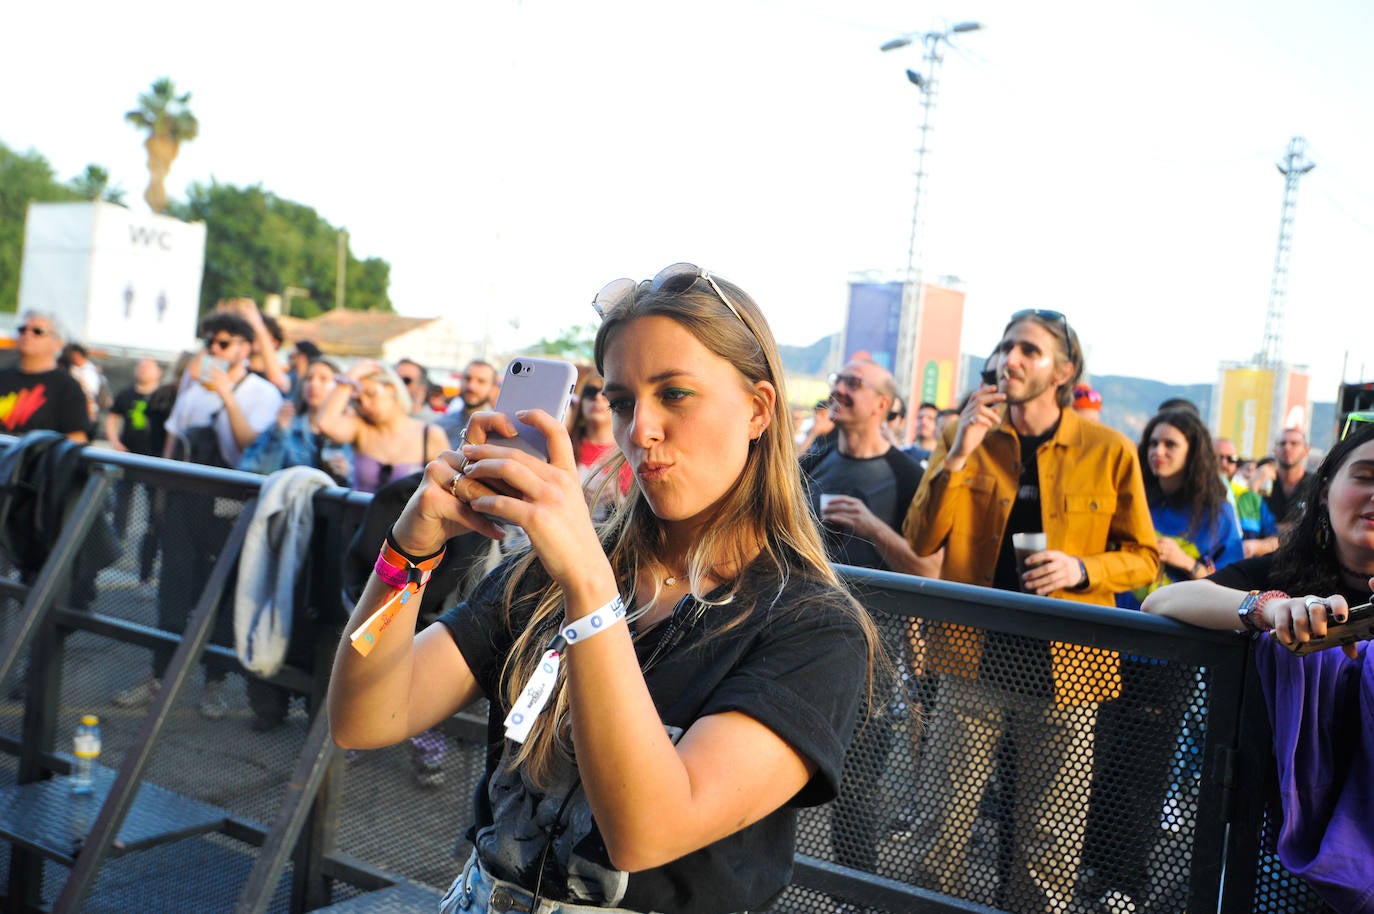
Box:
[1259,137,1316,368]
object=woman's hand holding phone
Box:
[452,409,610,597]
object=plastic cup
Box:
[1012,532,1048,581]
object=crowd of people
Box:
[2,287,1369,914]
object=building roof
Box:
[278,310,441,357]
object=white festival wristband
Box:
[503,595,627,743]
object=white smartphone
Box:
[197,353,232,388]
[490,357,578,462]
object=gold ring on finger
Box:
[448,473,464,499]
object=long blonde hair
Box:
[498,271,880,786]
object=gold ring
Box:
[448,473,464,499]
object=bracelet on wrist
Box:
[1238,589,1288,634]
[385,527,445,566]
[348,531,448,658]
[503,595,627,744]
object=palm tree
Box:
[124,77,199,213]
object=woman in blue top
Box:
[1082,407,1245,909]
[1128,407,1245,604]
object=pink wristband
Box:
[373,553,411,590]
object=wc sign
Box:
[18,200,206,353]
[129,224,174,250]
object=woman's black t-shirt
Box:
[437,559,868,914]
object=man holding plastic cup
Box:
[901,310,1158,913]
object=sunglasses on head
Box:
[592,263,750,333]
[1343,411,1374,441]
[16,325,49,337]
[1008,308,1078,365]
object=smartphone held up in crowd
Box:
[491,357,578,463]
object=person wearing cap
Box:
[1073,384,1103,422]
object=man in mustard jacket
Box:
[902,310,1158,913]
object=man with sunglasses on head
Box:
[0,312,89,442]
[902,309,1158,914]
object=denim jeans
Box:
[441,853,665,914]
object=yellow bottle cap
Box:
[80,715,99,726]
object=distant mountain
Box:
[778,336,834,377]
[780,334,1335,451]
[1090,374,1212,443]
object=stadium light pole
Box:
[882,21,982,405]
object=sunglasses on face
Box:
[592,262,751,333]
[398,375,421,386]
[205,337,241,352]
[1219,455,1239,466]
[581,385,604,399]
[16,325,49,337]
[828,372,867,392]
[1008,308,1078,365]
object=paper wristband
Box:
[504,595,626,743]
[349,541,446,657]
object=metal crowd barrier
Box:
[0,438,1329,913]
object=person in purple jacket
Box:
[1144,421,1374,914]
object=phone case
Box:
[491,357,578,462]
[1284,602,1374,655]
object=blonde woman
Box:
[317,359,446,493]
[328,264,879,914]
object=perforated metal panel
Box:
[0,447,1347,912]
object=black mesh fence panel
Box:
[0,445,1352,912]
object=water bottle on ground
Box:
[71,715,101,794]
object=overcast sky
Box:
[4,0,1370,400]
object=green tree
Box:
[169,180,392,315]
[124,77,199,213]
[0,142,80,311]
[67,164,127,205]
[527,322,597,362]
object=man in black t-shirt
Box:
[1267,428,1312,532]
[0,311,89,442]
[105,357,163,457]
[802,359,932,576]
[104,358,163,537]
